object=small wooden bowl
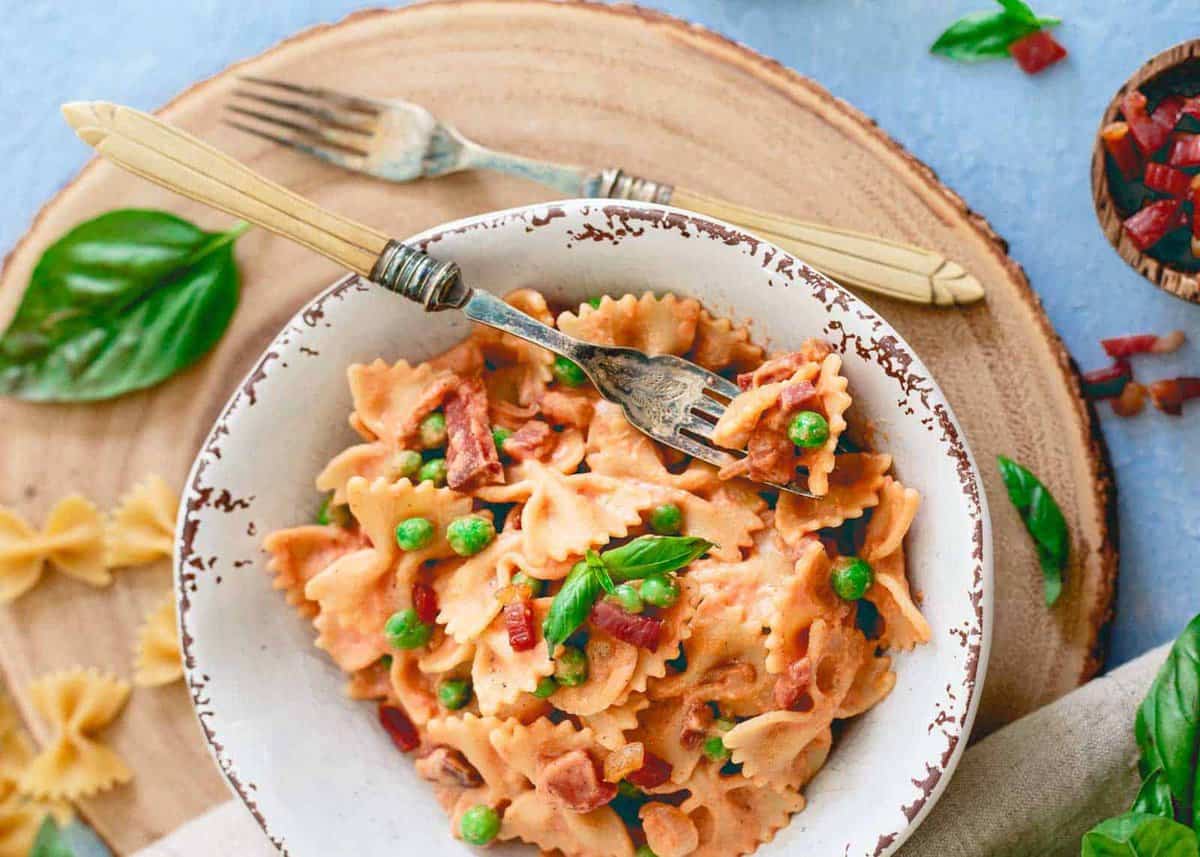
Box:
[1091,39,1200,303]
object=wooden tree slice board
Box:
[0,2,1116,852]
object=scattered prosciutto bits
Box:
[1105,88,1200,258]
[1009,30,1067,75]
[1082,331,1193,418]
[379,704,420,752]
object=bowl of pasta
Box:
[177,200,991,857]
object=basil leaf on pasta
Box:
[587,550,616,595]
[1131,768,1175,819]
[600,535,714,582]
[542,561,604,649]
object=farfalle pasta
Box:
[133,593,184,687]
[264,290,929,856]
[106,474,178,568]
[0,495,106,604]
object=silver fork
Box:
[224,77,985,308]
[62,101,815,497]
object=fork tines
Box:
[225,76,381,167]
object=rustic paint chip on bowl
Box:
[177,200,992,857]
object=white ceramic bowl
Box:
[177,200,991,857]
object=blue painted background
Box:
[2,1,1197,666]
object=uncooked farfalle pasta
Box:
[264,290,931,857]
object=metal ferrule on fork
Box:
[593,167,674,204]
[370,240,468,310]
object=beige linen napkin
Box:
[134,644,1168,857]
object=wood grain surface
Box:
[1091,38,1200,303]
[0,2,1116,852]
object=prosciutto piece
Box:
[444,377,504,491]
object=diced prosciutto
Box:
[773,657,814,712]
[745,410,797,485]
[444,377,504,491]
[778,379,817,412]
[679,699,714,750]
[503,420,555,461]
[415,746,484,788]
[540,750,618,812]
[589,600,664,651]
[625,751,674,790]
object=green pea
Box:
[552,355,588,387]
[438,678,472,710]
[607,583,644,614]
[532,676,558,699]
[419,411,448,449]
[391,449,423,479]
[447,515,496,557]
[511,571,545,598]
[702,736,730,762]
[418,457,448,486]
[555,645,589,687]
[460,804,501,846]
[648,503,683,535]
[636,846,657,857]
[395,517,435,551]
[587,296,604,309]
[385,608,432,650]
[714,717,735,733]
[491,426,513,454]
[830,556,874,601]
[640,574,680,609]
[787,410,830,448]
[618,780,641,799]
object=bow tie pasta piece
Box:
[836,650,897,719]
[711,364,820,452]
[106,474,178,568]
[796,354,852,496]
[421,714,529,824]
[679,760,805,857]
[490,719,621,817]
[764,540,848,674]
[0,495,106,603]
[661,486,764,564]
[133,594,182,687]
[315,442,394,506]
[505,425,586,482]
[499,790,634,857]
[419,633,475,676]
[305,477,471,635]
[473,289,556,408]
[690,529,794,627]
[650,603,774,720]
[774,453,892,542]
[433,529,524,644]
[552,633,640,717]
[347,358,458,446]
[472,599,555,716]
[689,309,764,374]
[725,618,867,791]
[862,478,930,651]
[387,653,440,727]
[581,693,649,751]
[345,660,392,702]
[19,669,131,801]
[0,794,73,857]
[557,292,700,357]
[477,464,655,565]
[262,524,369,618]
[622,576,699,701]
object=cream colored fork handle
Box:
[669,187,985,306]
[60,101,390,277]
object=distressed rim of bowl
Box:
[177,200,992,857]
[1090,37,1200,304]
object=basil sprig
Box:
[542,535,713,648]
[0,209,248,402]
[1082,615,1200,855]
[997,455,1069,606]
[930,0,1060,62]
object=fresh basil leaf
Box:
[1136,614,1200,827]
[997,454,1037,509]
[1038,550,1063,607]
[542,561,603,649]
[0,210,248,402]
[1082,812,1199,857]
[1132,768,1176,818]
[600,536,714,582]
[996,0,1038,24]
[996,456,1069,606]
[930,10,1039,61]
[587,550,615,595]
